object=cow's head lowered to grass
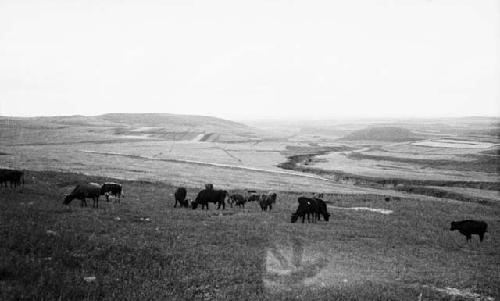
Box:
[63,194,74,205]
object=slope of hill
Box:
[0,113,263,145]
[340,126,421,142]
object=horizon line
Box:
[0,112,499,121]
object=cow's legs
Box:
[466,234,471,242]
[479,233,484,242]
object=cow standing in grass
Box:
[229,194,246,208]
[259,192,277,211]
[450,220,488,242]
[174,187,188,208]
[101,182,123,203]
[0,169,24,191]
[192,189,228,210]
[311,198,330,221]
[63,183,102,208]
[291,199,317,223]
[291,197,330,223]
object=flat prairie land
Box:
[1,170,499,300]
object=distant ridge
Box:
[340,126,421,142]
[0,113,263,143]
[99,113,249,129]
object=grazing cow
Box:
[229,194,246,208]
[292,197,330,222]
[193,189,228,210]
[101,182,123,203]
[291,199,317,223]
[63,183,102,208]
[174,187,188,208]
[0,169,24,190]
[450,220,488,242]
[298,197,319,222]
[311,197,330,221]
[259,192,277,211]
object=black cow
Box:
[259,192,277,211]
[291,199,317,223]
[450,220,488,242]
[101,182,123,203]
[291,197,330,223]
[311,197,330,221]
[174,187,188,208]
[229,194,246,208]
[0,169,24,190]
[193,189,228,210]
[63,183,102,208]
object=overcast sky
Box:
[0,0,498,120]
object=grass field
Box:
[1,114,499,300]
[1,170,499,300]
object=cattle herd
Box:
[0,168,490,243]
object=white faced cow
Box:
[101,182,123,203]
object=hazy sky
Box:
[0,0,499,119]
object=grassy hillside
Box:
[1,170,499,300]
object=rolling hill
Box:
[340,126,422,142]
[0,113,263,145]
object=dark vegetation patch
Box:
[279,145,352,169]
[481,148,500,156]
[394,186,496,206]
